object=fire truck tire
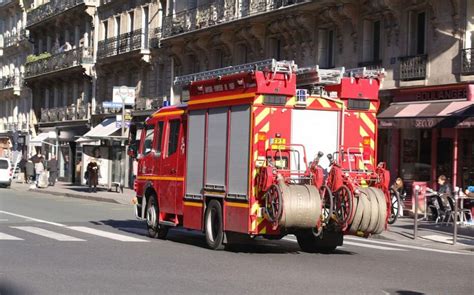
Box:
[296,229,342,253]
[205,200,225,250]
[366,188,380,234]
[369,188,388,234]
[146,195,168,239]
[357,192,371,233]
[348,196,364,234]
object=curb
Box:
[28,188,123,205]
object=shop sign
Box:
[414,119,436,128]
[113,86,136,105]
[394,86,469,102]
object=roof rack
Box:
[296,66,345,86]
[344,67,386,79]
[174,59,297,86]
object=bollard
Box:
[453,187,459,245]
[414,185,419,240]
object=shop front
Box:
[378,83,474,191]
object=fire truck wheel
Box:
[205,200,225,250]
[296,229,340,253]
[146,195,169,239]
[365,188,380,234]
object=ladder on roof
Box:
[174,59,297,86]
[296,66,345,86]
[345,67,386,79]
[296,66,386,86]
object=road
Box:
[1,187,473,295]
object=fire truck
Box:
[131,59,389,252]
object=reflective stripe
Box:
[137,176,184,181]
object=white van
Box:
[0,157,12,188]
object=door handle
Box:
[170,168,176,174]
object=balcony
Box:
[0,0,13,7]
[26,0,98,28]
[97,29,148,60]
[40,105,88,123]
[162,0,309,39]
[25,47,93,79]
[461,48,474,75]
[1,73,22,94]
[399,54,427,81]
[358,60,383,70]
[3,29,28,49]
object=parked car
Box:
[0,157,12,188]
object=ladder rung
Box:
[297,66,345,85]
[345,67,386,79]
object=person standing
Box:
[34,157,45,188]
[18,157,26,183]
[25,160,34,184]
[87,159,99,193]
[48,156,58,186]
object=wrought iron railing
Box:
[97,29,143,59]
[399,54,427,81]
[26,0,97,27]
[25,47,93,78]
[40,105,88,123]
[162,0,308,38]
[0,0,13,6]
[3,30,28,48]
[0,73,22,90]
[461,48,474,75]
[358,60,383,70]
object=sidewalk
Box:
[12,181,134,205]
[379,217,474,250]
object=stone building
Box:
[158,0,474,189]
[0,0,31,161]
[22,0,98,182]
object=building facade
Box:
[23,0,98,182]
[0,0,31,162]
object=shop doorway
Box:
[436,138,453,180]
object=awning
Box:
[378,100,474,129]
[30,132,56,147]
[76,118,121,143]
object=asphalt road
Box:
[1,187,473,295]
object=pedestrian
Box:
[18,157,27,183]
[87,159,99,193]
[48,156,58,186]
[34,158,45,188]
[391,177,406,198]
[25,160,34,184]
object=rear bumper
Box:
[0,179,11,185]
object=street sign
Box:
[113,86,136,105]
[103,101,122,108]
[116,121,131,128]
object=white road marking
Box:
[0,210,66,227]
[345,236,470,255]
[283,236,405,251]
[0,219,8,221]
[0,232,23,240]
[68,226,148,242]
[11,226,85,241]
[421,234,474,246]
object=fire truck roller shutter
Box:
[186,110,206,199]
[227,105,251,200]
[205,107,228,191]
[291,109,339,171]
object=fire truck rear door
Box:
[291,109,339,170]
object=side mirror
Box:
[127,143,138,159]
[317,151,324,158]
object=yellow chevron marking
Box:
[251,219,257,231]
[318,98,331,108]
[286,96,297,107]
[260,122,270,133]
[259,225,267,234]
[306,96,316,106]
[255,95,264,104]
[359,126,369,138]
[369,102,376,111]
[360,113,375,133]
[255,108,270,127]
[251,203,260,215]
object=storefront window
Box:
[400,129,431,181]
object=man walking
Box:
[48,156,58,186]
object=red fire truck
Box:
[131,59,389,252]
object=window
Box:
[142,125,155,155]
[143,6,149,49]
[317,29,335,68]
[409,11,426,55]
[236,44,248,64]
[154,121,164,155]
[362,20,381,62]
[0,159,8,169]
[270,38,283,60]
[103,20,108,40]
[167,119,180,156]
[128,11,135,32]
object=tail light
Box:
[257,132,267,157]
[362,136,371,161]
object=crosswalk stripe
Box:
[68,226,148,242]
[345,236,469,255]
[343,241,407,251]
[11,226,85,241]
[0,210,66,227]
[0,232,23,240]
